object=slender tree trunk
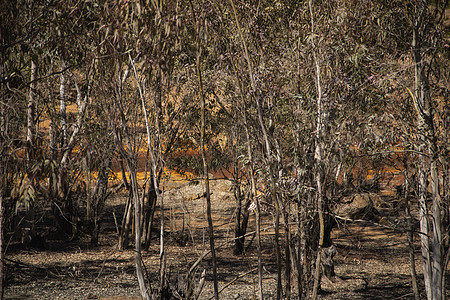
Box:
[89,157,112,246]
[312,170,325,300]
[404,158,420,300]
[443,151,449,299]
[54,71,88,237]
[186,2,219,297]
[232,128,244,254]
[129,160,151,300]
[296,199,304,299]
[25,59,37,238]
[119,188,133,250]
[84,153,93,227]
[309,1,326,298]
[56,62,71,235]
[427,105,443,299]
[283,206,292,300]
[414,61,433,300]
[411,14,441,299]
[120,158,130,190]
[294,94,304,299]
[141,152,150,245]
[0,92,5,298]
[244,119,263,300]
[118,98,151,298]
[130,54,166,294]
[0,165,4,300]
[430,157,443,300]
[418,155,432,300]
[144,183,157,249]
[158,184,166,296]
[197,45,219,300]
[229,1,282,297]
[233,179,243,255]
[27,59,36,167]
[60,61,67,148]
[409,3,447,297]
[233,42,263,297]
[49,119,56,159]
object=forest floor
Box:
[4,178,450,299]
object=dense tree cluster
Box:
[1,0,449,299]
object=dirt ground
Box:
[4,178,450,299]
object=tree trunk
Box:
[129,54,167,295]
[233,180,250,256]
[60,61,67,148]
[296,198,305,299]
[129,160,151,300]
[197,42,219,300]
[418,155,432,300]
[430,157,443,299]
[283,206,292,300]
[89,157,112,246]
[119,158,130,190]
[309,1,326,298]
[229,1,282,297]
[53,71,88,238]
[233,38,263,296]
[118,190,133,250]
[233,181,243,255]
[409,3,447,298]
[404,158,420,300]
[144,180,158,250]
[244,120,263,299]
[27,59,36,168]
[0,164,4,300]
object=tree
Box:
[189,1,220,298]
[405,1,448,298]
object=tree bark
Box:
[283,205,292,300]
[309,1,326,298]
[129,159,151,300]
[410,4,444,297]
[144,179,157,250]
[418,155,432,300]
[430,157,442,300]
[243,116,263,299]
[0,162,4,300]
[404,158,420,300]
[27,59,36,167]
[59,61,67,148]
[89,157,112,246]
[118,191,132,250]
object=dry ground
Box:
[4,178,450,299]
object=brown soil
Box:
[4,178,450,299]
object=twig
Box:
[52,202,76,226]
[194,269,206,300]
[112,208,120,235]
[94,250,118,282]
[393,292,414,299]
[208,268,258,300]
